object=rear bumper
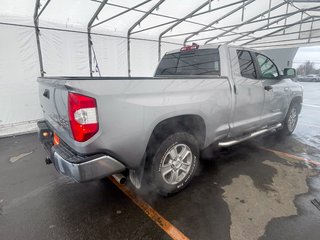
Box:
[52,151,125,182]
[37,120,126,182]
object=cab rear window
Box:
[155,49,220,76]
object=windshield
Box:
[155,48,220,76]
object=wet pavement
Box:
[1,82,320,240]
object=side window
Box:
[255,53,279,79]
[237,50,257,79]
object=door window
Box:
[237,50,257,79]
[255,53,279,79]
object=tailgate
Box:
[38,78,71,139]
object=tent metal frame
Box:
[242,16,314,45]
[183,0,257,46]
[203,24,320,45]
[87,0,108,77]
[33,0,51,77]
[33,0,320,77]
[127,0,165,76]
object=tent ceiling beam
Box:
[33,0,51,77]
[196,24,320,44]
[162,1,288,40]
[91,0,152,29]
[247,39,320,49]
[157,0,249,60]
[127,0,165,77]
[183,0,256,45]
[241,16,314,45]
[203,1,288,44]
[135,0,248,35]
[244,32,320,47]
[91,0,227,31]
[157,1,210,61]
[87,0,108,77]
[227,5,320,44]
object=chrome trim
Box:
[53,152,126,182]
[218,123,282,147]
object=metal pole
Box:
[127,0,165,77]
[226,6,320,44]
[239,30,320,47]
[241,16,312,46]
[34,0,51,22]
[158,1,209,61]
[283,2,289,34]
[298,12,304,39]
[267,0,272,29]
[92,0,248,41]
[204,1,286,44]
[244,39,320,49]
[157,0,248,60]
[91,0,151,28]
[33,0,51,77]
[241,1,245,22]
[135,0,245,35]
[87,0,108,77]
[164,6,292,39]
[187,18,318,43]
[308,17,314,43]
[184,0,256,45]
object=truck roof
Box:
[165,43,260,55]
[166,43,221,55]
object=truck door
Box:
[228,48,265,137]
[252,52,289,125]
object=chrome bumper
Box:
[38,120,126,182]
[52,151,126,182]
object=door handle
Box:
[264,85,273,91]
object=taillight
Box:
[68,92,99,142]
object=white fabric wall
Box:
[0,17,41,135]
[264,48,299,70]
[0,16,180,136]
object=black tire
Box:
[147,132,199,196]
[278,102,300,136]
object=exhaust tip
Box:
[112,173,126,185]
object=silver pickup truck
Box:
[37,44,303,195]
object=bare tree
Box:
[296,61,319,75]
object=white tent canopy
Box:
[0,0,320,135]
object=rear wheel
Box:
[147,132,199,196]
[278,102,300,136]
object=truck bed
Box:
[38,75,232,169]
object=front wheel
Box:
[278,102,300,136]
[147,132,199,196]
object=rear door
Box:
[228,48,265,137]
[252,53,289,125]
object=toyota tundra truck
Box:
[37,44,303,195]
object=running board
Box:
[218,123,282,147]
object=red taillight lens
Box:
[68,92,99,142]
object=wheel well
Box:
[147,115,206,153]
[291,96,302,113]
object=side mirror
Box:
[283,68,296,78]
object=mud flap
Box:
[129,153,146,189]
